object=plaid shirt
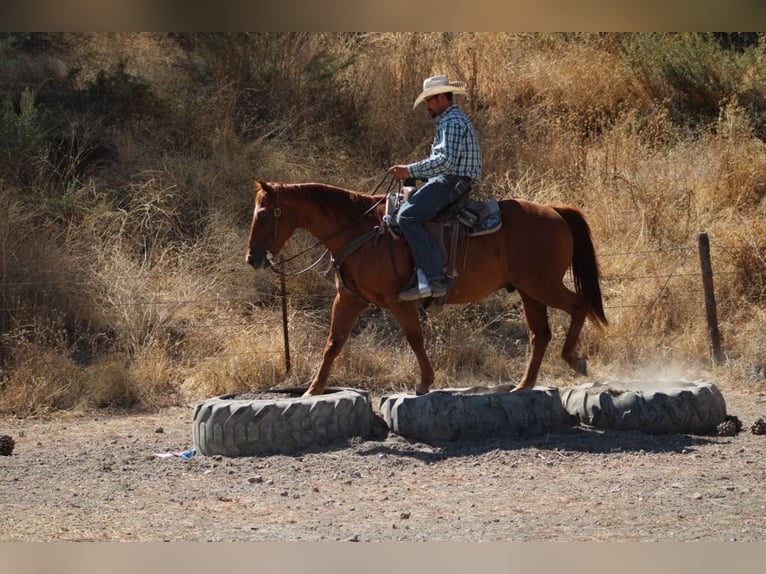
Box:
[407,105,482,181]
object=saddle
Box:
[383,187,503,280]
[384,189,502,239]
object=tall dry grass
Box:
[1,32,765,414]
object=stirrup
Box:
[398,268,432,302]
[398,282,432,301]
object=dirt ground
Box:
[2,386,766,542]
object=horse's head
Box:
[245,181,294,270]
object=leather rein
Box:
[264,176,396,277]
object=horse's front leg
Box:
[388,303,434,395]
[303,290,368,396]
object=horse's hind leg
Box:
[514,292,552,392]
[304,291,368,396]
[559,292,589,376]
[525,283,590,379]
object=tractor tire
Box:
[192,387,374,457]
[559,379,727,435]
[379,383,576,444]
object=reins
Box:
[266,173,396,276]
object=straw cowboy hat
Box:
[412,75,468,109]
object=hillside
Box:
[1,32,765,414]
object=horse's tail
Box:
[554,206,608,328]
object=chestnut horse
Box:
[246,180,607,396]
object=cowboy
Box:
[389,74,482,301]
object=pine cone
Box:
[0,435,14,456]
[717,415,742,437]
[751,417,766,435]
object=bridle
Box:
[261,189,326,276]
[259,176,396,276]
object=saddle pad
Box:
[463,199,502,236]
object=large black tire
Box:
[559,380,727,435]
[192,387,374,457]
[379,384,576,444]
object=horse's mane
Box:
[275,182,379,221]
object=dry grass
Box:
[1,33,765,414]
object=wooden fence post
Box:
[279,255,291,374]
[697,232,723,365]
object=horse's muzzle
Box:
[245,250,273,270]
[245,251,263,268]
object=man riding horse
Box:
[388,74,482,301]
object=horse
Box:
[245,180,607,397]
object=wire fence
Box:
[0,233,760,365]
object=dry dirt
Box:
[2,387,766,542]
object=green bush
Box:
[0,87,49,187]
[621,33,766,134]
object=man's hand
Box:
[388,165,410,181]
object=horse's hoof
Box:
[510,380,536,392]
[577,358,588,376]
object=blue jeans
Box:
[396,174,464,281]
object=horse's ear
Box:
[252,180,274,194]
